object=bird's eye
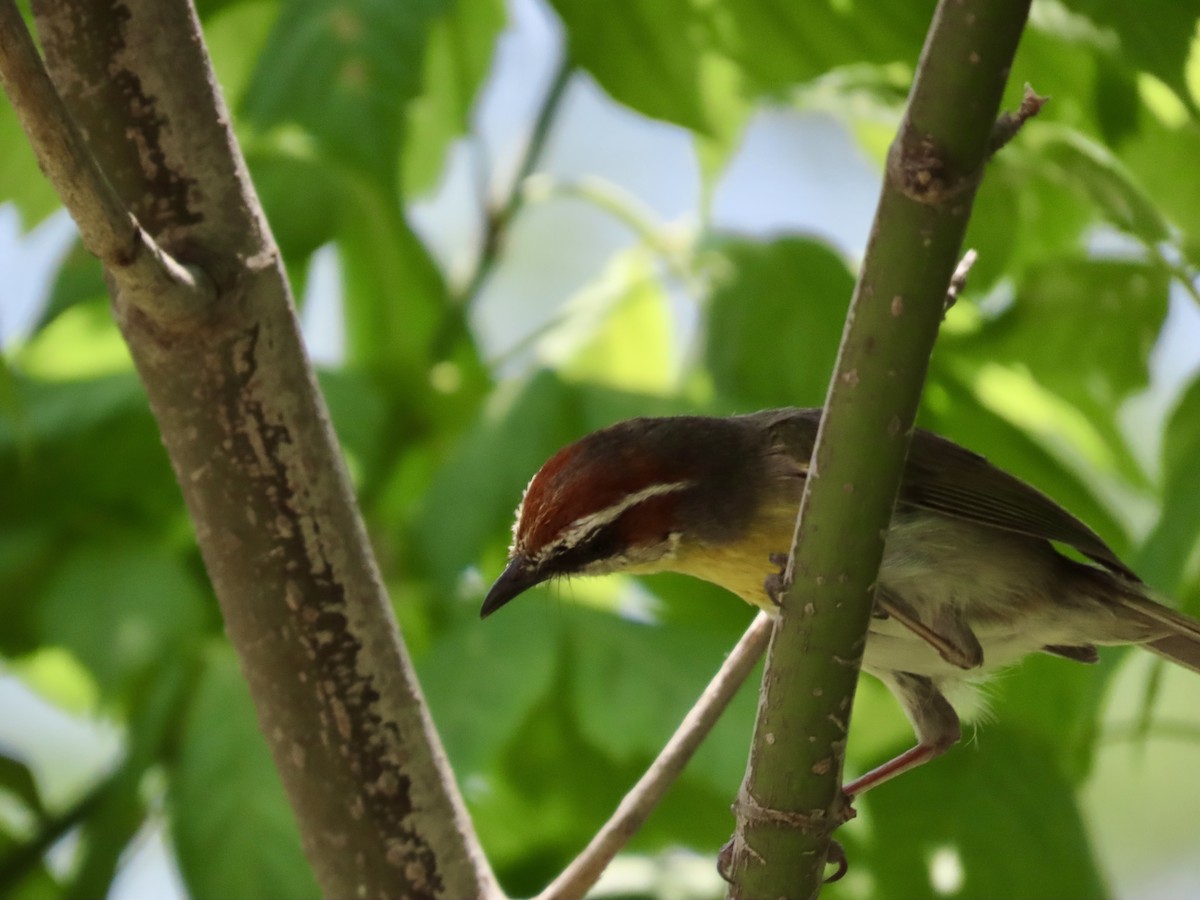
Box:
[543,522,620,575]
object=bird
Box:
[479,407,1200,796]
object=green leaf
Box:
[0,102,60,226]
[1119,117,1200,266]
[965,151,1093,291]
[548,0,934,132]
[0,754,44,819]
[202,0,280,109]
[419,600,558,776]
[403,0,505,195]
[336,175,448,373]
[241,0,447,188]
[1138,375,1200,592]
[546,249,675,395]
[0,373,180,528]
[170,644,318,900]
[851,725,1108,900]
[1061,0,1200,112]
[947,257,1166,491]
[704,235,853,409]
[714,0,932,95]
[920,370,1131,557]
[1032,125,1172,244]
[569,610,758,795]
[30,240,106,336]
[986,653,1110,783]
[547,0,723,133]
[35,539,208,699]
[244,153,343,277]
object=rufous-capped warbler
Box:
[480,408,1200,794]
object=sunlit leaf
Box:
[545,249,675,395]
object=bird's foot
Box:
[764,552,792,607]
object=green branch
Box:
[725,2,1034,897]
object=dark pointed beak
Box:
[480,555,545,618]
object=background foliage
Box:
[2,0,1200,897]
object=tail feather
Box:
[1145,635,1200,674]
[1114,591,1200,640]
[1114,591,1200,674]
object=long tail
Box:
[1115,591,1200,674]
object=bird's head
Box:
[480,414,804,617]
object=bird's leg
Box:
[876,587,983,670]
[844,672,960,797]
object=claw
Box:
[764,552,792,606]
[823,839,849,883]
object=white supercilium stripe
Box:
[531,480,692,563]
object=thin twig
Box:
[535,612,774,900]
[989,83,1048,156]
[943,248,978,313]
[457,53,574,307]
[0,1,200,304]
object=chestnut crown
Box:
[480,415,776,617]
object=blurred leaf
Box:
[547,0,727,133]
[241,0,447,188]
[549,0,933,132]
[202,0,280,109]
[245,153,343,277]
[987,652,1110,783]
[704,235,852,409]
[0,844,59,900]
[0,103,60,226]
[403,0,505,195]
[0,374,181,533]
[336,176,448,373]
[920,370,1130,556]
[29,240,105,336]
[1003,259,1169,399]
[714,0,932,95]
[1120,117,1200,265]
[170,644,318,900]
[1092,56,1141,147]
[0,754,43,819]
[317,367,390,482]
[1032,125,1172,244]
[544,249,675,394]
[1138,374,1200,592]
[1062,0,1200,112]
[35,540,208,699]
[847,725,1108,900]
[964,151,1093,291]
[0,526,55,656]
[68,656,195,899]
[16,303,131,380]
[949,257,1166,491]
[419,599,558,776]
[569,610,757,795]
